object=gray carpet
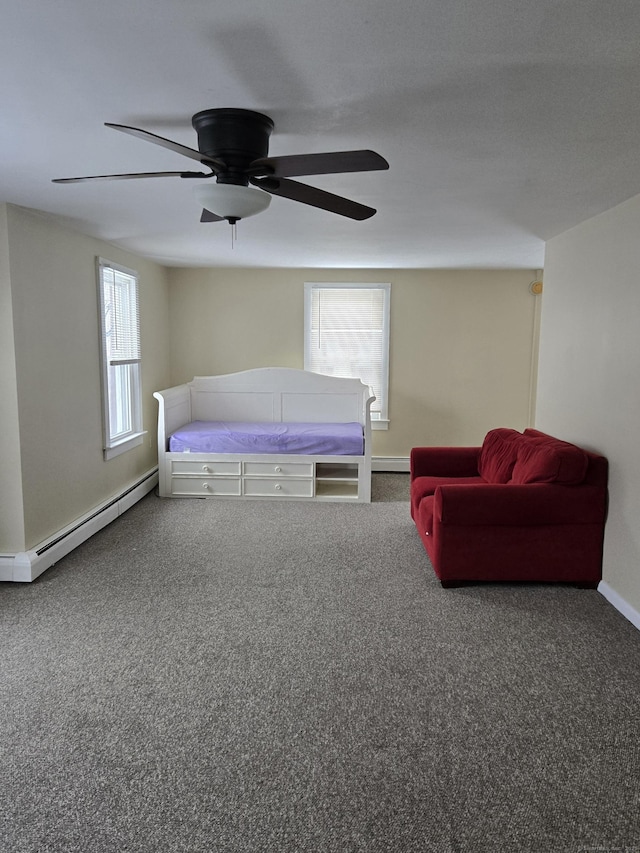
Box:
[2,474,639,853]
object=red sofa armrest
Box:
[410,446,481,480]
[435,483,607,527]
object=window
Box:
[304,282,391,428]
[97,258,144,459]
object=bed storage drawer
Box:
[243,461,314,477]
[171,460,241,476]
[170,476,241,496]
[243,477,314,498]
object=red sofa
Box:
[410,428,608,587]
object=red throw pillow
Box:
[478,428,522,483]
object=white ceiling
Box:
[3,0,640,269]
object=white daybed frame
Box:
[153,368,375,502]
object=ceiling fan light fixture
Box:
[193,182,271,222]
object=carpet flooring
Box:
[1,474,639,853]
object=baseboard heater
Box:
[0,468,158,583]
[372,456,410,472]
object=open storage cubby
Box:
[315,462,360,499]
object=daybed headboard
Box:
[153,367,375,451]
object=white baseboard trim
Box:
[0,468,158,583]
[372,456,410,472]
[598,580,640,632]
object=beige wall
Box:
[0,206,26,550]
[168,267,540,457]
[538,193,640,616]
[2,205,171,552]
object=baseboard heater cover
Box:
[372,456,410,472]
[0,468,158,583]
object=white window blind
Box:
[97,259,144,458]
[304,282,390,426]
[103,267,141,365]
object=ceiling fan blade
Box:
[52,170,212,184]
[251,177,376,220]
[248,150,389,178]
[105,123,226,171]
[200,209,225,223]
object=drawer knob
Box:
[202,483,210,490]
[274,466,282,473]
[202,465,211,473]
[275,483,282,490]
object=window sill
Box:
[103,431,146,461]
[371,419,389,431]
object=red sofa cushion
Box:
[478,428,522,483]
[411,475,484,505]
[511,433,588,485]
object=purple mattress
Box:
[169,421,364,455]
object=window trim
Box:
[96,258,145,460]
[303,282,391,430]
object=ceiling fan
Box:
[53,108,389,224]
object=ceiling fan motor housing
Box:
[192,108,274,185]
